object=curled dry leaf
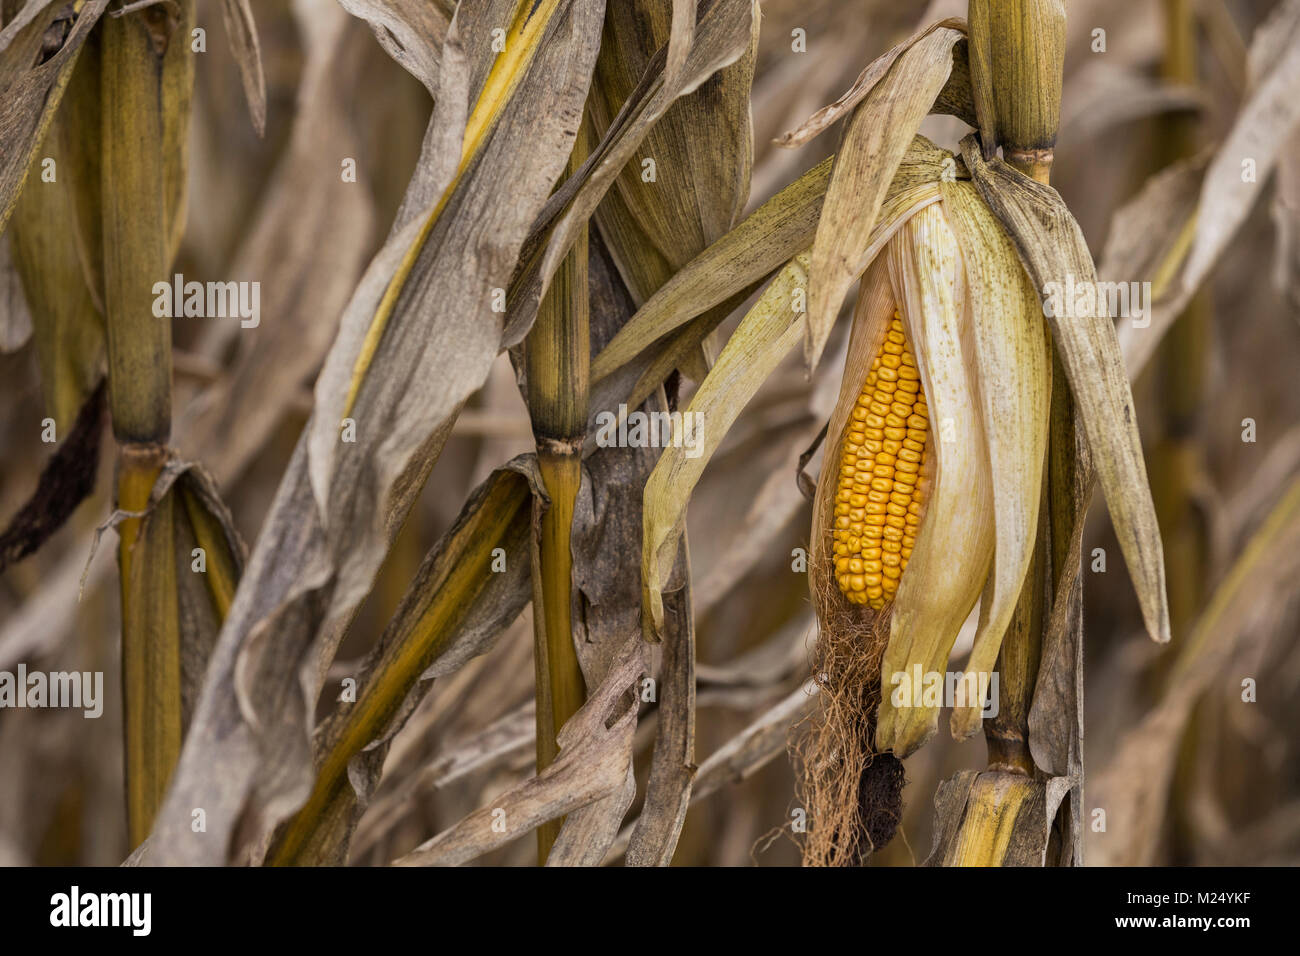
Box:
[393,642,643,867]
[509,0,758,346]
[801,22,965,369]
[219,0,267,136]
[335,0,449,97]
[0,0,109,235]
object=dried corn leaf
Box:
[269,461,536,865]
[393,642,643,867]
[591,156,830,381]
[509,0,757,346]
[0,380,104,571]
[9,119,103,428]
[624,536,695,866]
[0,0,108,234]
[1115,0,1300,375]
[0,0,61,55]
[804,24,965,369]
[587,0,755,305]
[219,0,266,135]
[54,20,103,314]
[642,255,808,637]
[562,234,678,864]
[1183,0,1300,287]
[775,18,967,148]
[612,681,816,859]
[336,0,449,96]
[177,2,376,486]
[146,0,605,865]
[961,134,1170,647]
[1026,347,1090,784]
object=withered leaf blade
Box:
[641,254,808,638]
[177,1,377,488]
[218,0,266,135]
[591,156,830,382]
[587,0,755,307]
[804,25,964,370]
[624,536,694,866]
[0,0,60,55]
[336,0,449,97]
[0,380,104,571]
[0,0,109,234]
[1114,1,1300,376]
[144,0,605,865]
[269,461,536,866]
[775,18,967,148]
[1182,0,1300,290]
[1090,473,1300,865]
[393,643,643,867]
[509,0,758,348]
[961,134,1171,647]
[9,117,104,428]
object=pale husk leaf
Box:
[960,134,1170,646]
[940,181,1051,740]
[876,204,994,757]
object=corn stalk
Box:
[952,0,1077,862]
[525,143,590,862]
[100,0,192,846]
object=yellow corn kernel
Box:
[832,313,929,609]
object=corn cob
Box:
[832,313,929,608]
